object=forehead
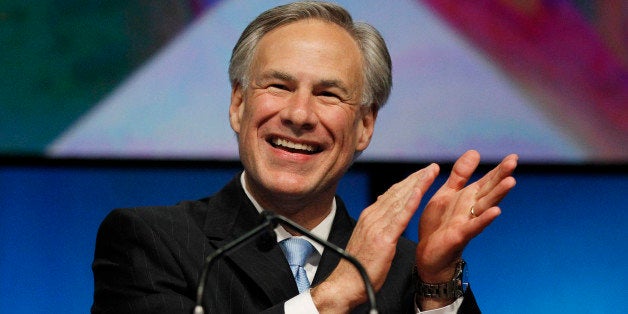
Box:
[251,19,364,85]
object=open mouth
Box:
[269,137,320,155]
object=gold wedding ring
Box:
[470,205,477,218]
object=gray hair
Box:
[228,1,392,111]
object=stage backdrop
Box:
[2,0,627,163]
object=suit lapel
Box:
[202,175,298,304]
[227,239,299,300]
[200,176,359,303]
[312,197,356,285]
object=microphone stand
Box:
[193,211,378,314]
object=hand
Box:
[311,164,440,312]
[416,150,518,290]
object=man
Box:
[92,2,518,313]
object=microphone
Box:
[193,211,379,314]
[256,211,278,252]
[193,212,276,314]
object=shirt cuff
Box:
[415,296,464,314]
[284,289,319,314]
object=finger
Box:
[474,154,518,199]
[375,164,438,210]
[400,164,440,218]
[390,164,439,220]
[470,155,517,216]
[361,164,439,231]
[443,150,480,191]
[464,206,502,238]
[474,176,516,214]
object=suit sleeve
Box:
[91,208,197,314]
[458,288,481,314]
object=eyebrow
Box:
[260,70,294,82]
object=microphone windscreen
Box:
[256,212,277,252]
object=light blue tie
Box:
[279,238,315,293]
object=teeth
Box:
[273,138,316,152]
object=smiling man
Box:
[229,17,374,230]
[92,2,518,313]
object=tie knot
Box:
[279,237,314,267]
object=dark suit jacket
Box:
[92,174,480,313]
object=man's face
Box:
[229,19,376,207]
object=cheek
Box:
[247,93,284,119]
[323,107,361,142]
[239,96,272,131]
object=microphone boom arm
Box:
[193,211,378,314]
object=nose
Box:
[280,91,318,131]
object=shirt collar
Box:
[240,172,335,256]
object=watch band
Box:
[415,259,467,299]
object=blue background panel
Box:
[0,165,626,313]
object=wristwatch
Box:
[415,259,468,299]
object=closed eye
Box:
[317,90,345,104]
[319,91,339,98]
[269,84,289,90]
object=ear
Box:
[229,84,245,134]
[356,105,377,152]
